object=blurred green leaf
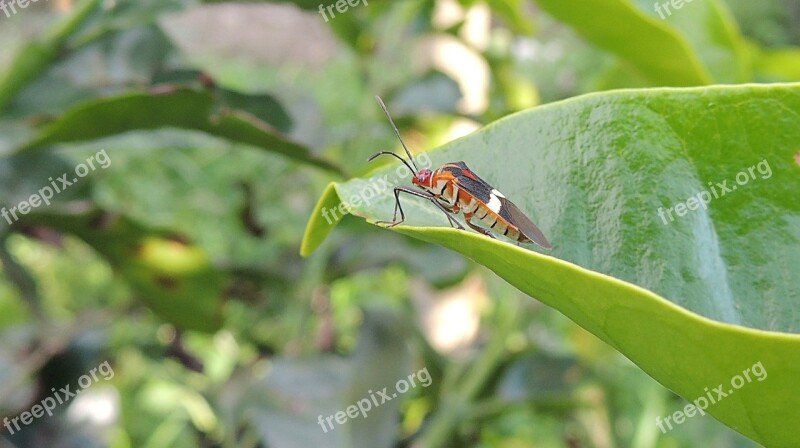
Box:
[649,0,750,83]
[329,229,470,287]
[0,0,102,112]
[0,150,88,210]
[389,70,462,115]
[484,0,535,35]
[215,88,293,134]
[724,0,800,48]
[70,0,190,46]
[8,26,175,119]
[534,0,712,86]
[496,354,582,402]
[151,69,295,133]
[18,209,225,332]
[17,88,345,175]
[303,84,800,447]
[219,308,411,448]
[755,47,800,81]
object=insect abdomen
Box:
[472,203,527,242]
[439,176,533,243]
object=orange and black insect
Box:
[368,96,552,250]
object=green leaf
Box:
[17,88,345,176]
[534,0,712,86]
[18,209,225,333]
[755,47,800,81]
[485,0,535,35]
[218,308,411,448]
[301,183,344,257]
[302,84,800,447]
[0,0,102,112]
[648,0,751,83]
[559,0,751,84]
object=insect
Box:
[368,96,552,250]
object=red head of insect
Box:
[412,169,433,188]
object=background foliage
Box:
[0,0,798,447]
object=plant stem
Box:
[418,296,522,447]
[0,0,102,112]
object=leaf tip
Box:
[300,183,343,257]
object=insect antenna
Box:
[374,95,419,172]
[367,151,417,175]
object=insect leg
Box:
[377,186,465,230]
[375,186,421,227]
[462,212,496,239]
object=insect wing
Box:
[497,196,552,249]
[444,162,552,249]
[441,162,493,203]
